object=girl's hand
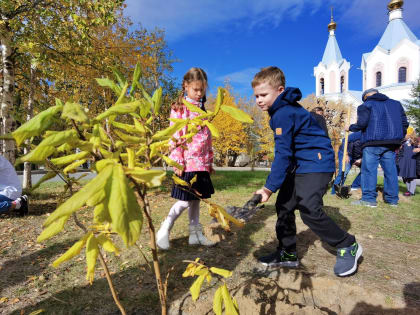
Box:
[413,148,420,153]
[209,166,215,174]
[174,168,183,177]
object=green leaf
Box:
[108,164,143,246]
[115,82,129,105]
[63,159,87,174]
[125,169,166,188]
[221,283,239,315]
[43,165,114,227]
[17,145,56,164]
[190,274,206,301]
[129,63,142,96]
[133,119,146,134]
[152,121,187,140]
[114,130,144,144]
[40,130,78,147]
[93,203,111,223]
[86,234,100,283]
[12,104,63,146]
[204,121,219,138]
[50,151,90,166]
[152,87,163,114]
[213,286,223,315]
[96,233,120,255]
[31,171,56,191]
[96,78,121,96]
[221,104,253,124]
[139,99,152,119]
[111,121,138,134]
[162,156,183,170]
[182,98,206,115]
[52,232,91,267]
[94,101,141,121]
[149,140,169,158]
[209,267,232,278]
[214,88,225,116]
[61,102,88,122]
[37,215,70,242]
[111,67,127,88]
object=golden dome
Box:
[387,0,404,11]
[328,7,337,31]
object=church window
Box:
[320,78,324,95]
[398,67,406,83]
[376,72,382,87]
[340,76,345,93]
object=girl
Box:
[157,67,215,250]
[398,127,418,196]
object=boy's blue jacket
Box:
[265,87,335,193]
[349,93,408,148]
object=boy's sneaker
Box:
[334,242,363,277]
[17,195,29,217]
[258,250,299,268]
[351,200,377,208]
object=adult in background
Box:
[348,88,408,207]
[310,106,329,137]
[0,155,28,216]
[398,127,418,196]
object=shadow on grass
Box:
[0,238,78,295]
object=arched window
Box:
[376,72,382,87]
[340,75,345,93]
[398,67,407,83]
[320,78,324,95]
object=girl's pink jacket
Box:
[169,97,213,172]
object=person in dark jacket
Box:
[348,88,409,207]
[252,66,362,277]
[310,107,329,137]
[398,128,418,196]
[331,132,362,195]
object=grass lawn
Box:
[0,170,419,314]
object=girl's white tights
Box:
[167,200,200,226]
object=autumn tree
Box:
[210,86,249,166]
[406,77,420,132]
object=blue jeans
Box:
[331,152,361,194]
[0,194,13,213]
[361,146,399,204]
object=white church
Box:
[314,0,419,113]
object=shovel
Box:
[213,194,264,223]
[334,106,351,199]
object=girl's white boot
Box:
[156,218,173,250]
[188,224,216,246]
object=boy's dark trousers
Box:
[275,172,355,253]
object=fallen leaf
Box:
[384,275,391,280]
[11,297,20,304]
[0,297,8,304]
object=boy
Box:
[252,66,362,277]
[0,155,28,217]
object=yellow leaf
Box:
[221,104,253,124]
[172,174,189,187]
[204,121,219,138]
[61,102,88,122]
[221,283,239,315]
[52,233,91,268]
[86,234,100,283]
[127,148,135,168]
[28,310,45,315]
[96,233,120,255]
[0,297,8,304]
[125,168,166,188]
[63,159,87,174]
[190,274,206,301]
[50,151,90,166]
[213,286,223,315]
[182,98,206,115]
[162,155,183,170]
[93,203,111,223]
[210,267,232,278]
[190,174,198,185]
[37,215,70,242]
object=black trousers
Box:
[275,172,355,253]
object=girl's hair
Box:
[172,67,208,111]
[407,132,418,146]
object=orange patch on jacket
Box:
[276,128,282,135]
[318,152,322,160]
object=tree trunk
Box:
[0,21,16,164]
[23,62,36,189]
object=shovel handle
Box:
[342,106,351,173]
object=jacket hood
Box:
[365,92,388,102]
[268,87,302,116]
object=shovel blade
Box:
[334,184,351,199]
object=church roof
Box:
[377,18,419,51]
[321,34,343,66]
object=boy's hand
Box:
[255,187,272,203]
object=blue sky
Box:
[124,0,420,99]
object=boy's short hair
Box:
[252,66,286,89]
